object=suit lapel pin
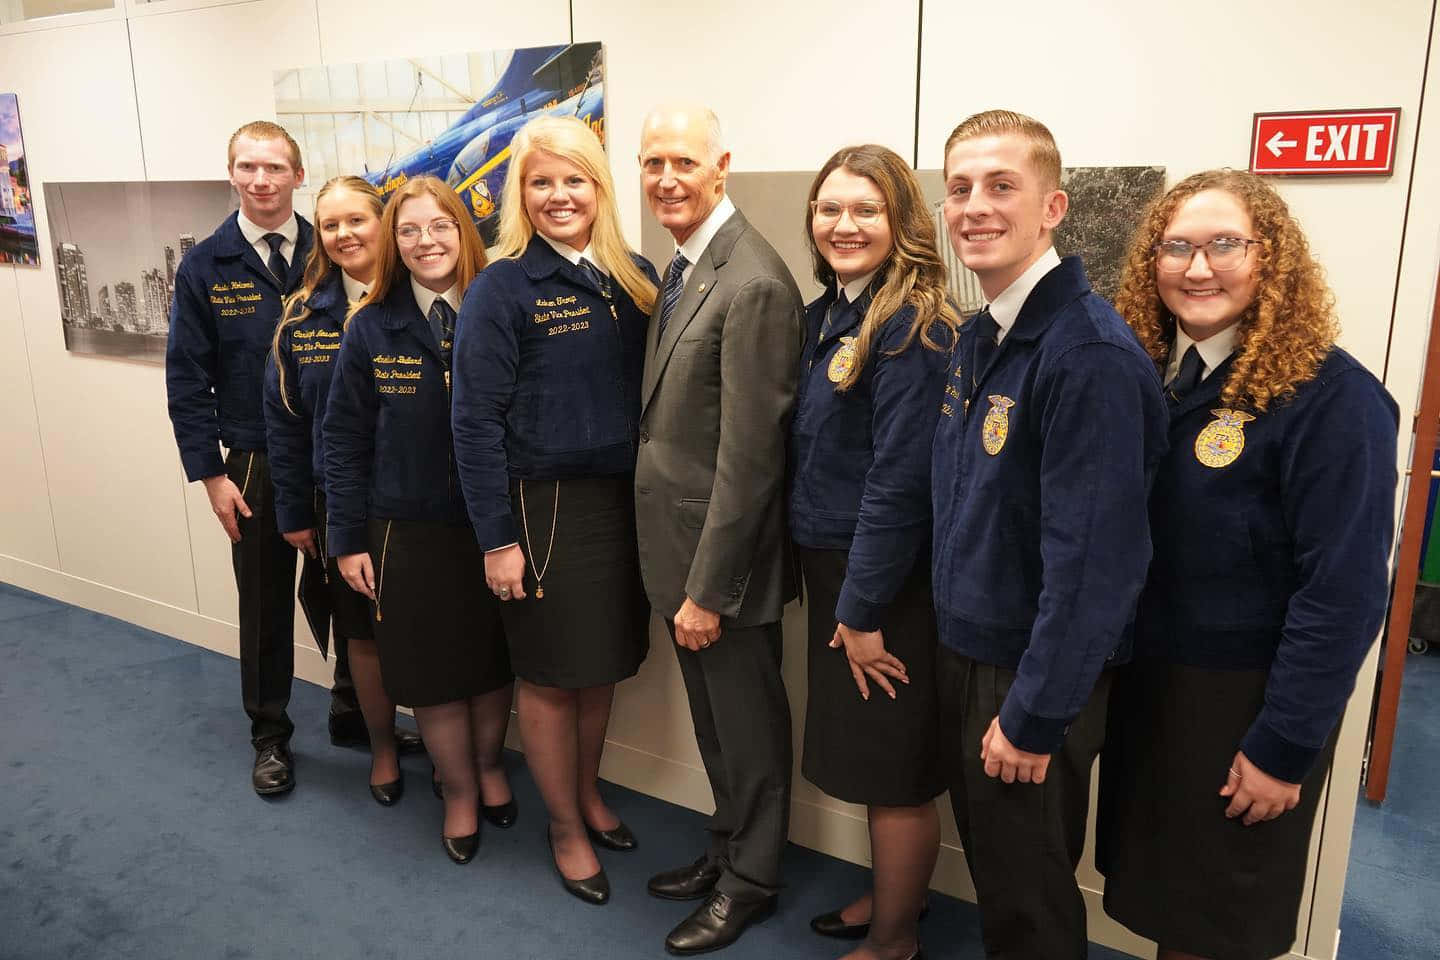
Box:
[698,283,706,293]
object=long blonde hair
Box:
[493,115,657,313]
[804,144,960,392]
[271,175,382,414]
[358,175,488,316]
[1114,169,1338,412]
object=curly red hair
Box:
[1114,169,1338,412]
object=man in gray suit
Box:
[635,103,804,956]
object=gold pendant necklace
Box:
[519,479,559,599]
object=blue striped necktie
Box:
[656,250,690,346]
[429,298,455,370]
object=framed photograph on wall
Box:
[0,92,39,267]
[44,179,236,363]
[275,42,605,246]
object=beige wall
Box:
[2,2,1437,957]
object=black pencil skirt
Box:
[367,516,512,708]
[1097,659,1337,960]
[498,474,649,688]
[798,546,944,807]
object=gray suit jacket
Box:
[635,208,805,627]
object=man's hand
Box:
[980,715,1052,784]
[673,596,721,651]
[830,623,908,701]
[337,552,376,600]
[283,528,319,558]
[202,474,251,543]
[1220,750,1301,826]
[484,544,527,602]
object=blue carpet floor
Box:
[2,581,1433,959]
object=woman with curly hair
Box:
[1097,169,1398,960]
[790,144,959,960]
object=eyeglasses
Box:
[1153,237,1260,273]
[396,218,460,245]
[810,200,887,227]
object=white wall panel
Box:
[129,0,323,181]
[575,0,921,246]
[0,266,59,568]
[314,0,569,66]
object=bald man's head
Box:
[639,103,731,245]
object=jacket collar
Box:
[303,269,345,314]
[212,211,314,293]
[1173,352,1239,420]
[1003,255,1092,344]
[519,233,567,281]
[377,281,428,333]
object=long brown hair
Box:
[493,115,657,313]
[271,175,382,414]
[1114,169,1338,412]
[804,144,960,392]
[358,175,488,316]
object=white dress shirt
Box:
[839,269,879,304]
[340,271,369,305]
[1166,321,1241,385]
[674,194,737,287]
[984,246,1061,344]
[538,232,607,276]
[237,211,298,270]
[410,277,460,318]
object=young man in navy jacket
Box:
[166,121,368,795]
[929,110,1168,958]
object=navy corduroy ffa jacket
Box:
[166,212,314,482]
[1134,346,1398,783]
[789,288,953,631]
[931,256,1168,753]
[322,282,468,557]
[262,271,348,534]
[452,237,656,551]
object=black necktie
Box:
[429,298,456,371]
[263,232,287,284]
[1167,345,1203,407]
[972,307,999,379]
[579,258,611,299]
[656,251,690,346]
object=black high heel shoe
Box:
[585,820,637,851]
[442,831,479,864]
[547,828,609,905]
[482,799,518,828]
[369,770,404,807]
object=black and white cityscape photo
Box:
[44,180,235,363]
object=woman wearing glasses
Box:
[325,175,514,865]
[791,144,959,960]
[1097,169,1397,960]
[451,116,656,905]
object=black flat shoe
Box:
[586,820,637,851]
[252,742,294,796]
[369,773,404,807]
[810,901,929,941]
[331,710,425,755]
[482,799,517,828]
[394,726,425,755]
[665,892,776,955]
[442,832,479,864]
[547,829,610,905]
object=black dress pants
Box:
[937,647,1111,960]
[668,619,792,901]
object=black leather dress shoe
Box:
[586,820,637,851]
[548,829,610,905]
[330,710,427,755]
[394,726,425,755]
[481,800,517,828]
[809,900,929,941]
[665,892,777,955]
[369,772,404,807]
[442,832,479,864]
[648,854,723,901]
[252,742,294,796]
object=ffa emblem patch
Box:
[1195,409,1255,468]
[828,336,859,384]
[981,395,1015,455]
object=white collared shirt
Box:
[340,271,369,305]
[410,277,460,318]
[1166,321,1241,385]
[838,270,878,304]
[237,211,298,271]
[674,194,736,287]
[538,232,607,276]
[984,246,1062,344]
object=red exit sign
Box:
[1250,109,1401,176]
